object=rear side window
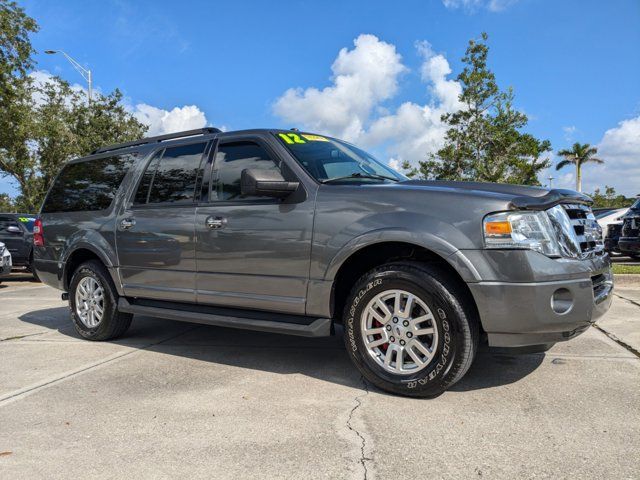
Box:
[42,154,136,213]
[212,142,280,201]
[134,143,207,205]
[0,217,21,233]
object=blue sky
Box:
[4,0,640,198]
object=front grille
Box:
[621,215,639,238]
[561,204,604,257]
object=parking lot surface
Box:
[1,277,639,479]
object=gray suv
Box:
[34,128,613,397]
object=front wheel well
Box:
[64,249,103,290]
[331,242,479,325]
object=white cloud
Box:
[562,125,577,143]
[28,70,209,137]
[132,104,207,136]
[582,115,640,196]
[273,34,406,142]
[273,35,463,170]
[442,0,519,12]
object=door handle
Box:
[206,216,227,230]
[120,218,136,230]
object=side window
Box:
[213,142,280,201]
[134,143,207,205]
[133,151,162,205]
[0,217,21,234]
[42,154,135,213]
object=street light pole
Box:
[548,175,554,189]
[44,50,92,104]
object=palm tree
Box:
[556,143,604,192]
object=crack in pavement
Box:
[593,324,640,358]
[614,292,640,309]
[0,332,47,342]
[346,376,371,480]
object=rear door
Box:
[116,141,210,303]
[194,135,314,314]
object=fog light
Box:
[551,288,573,315]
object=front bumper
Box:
[1,254,12,277]
[464,250,613,348]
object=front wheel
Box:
[342,262,479,398]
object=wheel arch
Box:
[329,240,480,327]
[62,246,120,294]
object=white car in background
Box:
[0,241,12,284]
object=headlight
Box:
[484,210,561,257]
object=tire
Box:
[69,260,132,341]
[342,262,479,398]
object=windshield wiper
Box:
[320,172,399,184]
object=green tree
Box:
[0,192,13,211]
[589,186,634,209]
[410,33,551,184]
[556,142,603,192]
[2,77,148,212]
[0,3,148,212]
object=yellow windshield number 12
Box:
[279,133,306,145]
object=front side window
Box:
[42,154,136,213]
[134,143,207,205]
[212,142,280,201]
[275,131,405,184]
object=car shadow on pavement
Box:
[18,307,544,394]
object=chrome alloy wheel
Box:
[75,276,105,328]
[361,289,439,374]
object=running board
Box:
[118,298,331,337]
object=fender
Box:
[323,227,462,281]
[60,230,120,291]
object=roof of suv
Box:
[92,127,292,156]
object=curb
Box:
[614,274,640,288]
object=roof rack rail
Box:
[92,127,222,154]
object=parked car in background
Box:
[619,198,640,259]
[0,241,12,284]
[0,213,39,280]
[597,208,629,254]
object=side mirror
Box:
[241,169,299,198]
[6,225,22,234]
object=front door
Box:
[116,141,209,303]
[195,136,314,314]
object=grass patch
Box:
[612,264,640,275]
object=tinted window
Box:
[42,154,135,213]
[133,151,162,205]
[136,143,206,205]
[0,217,21,233]
[213,142,280,201]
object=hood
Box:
[400,180,593,211]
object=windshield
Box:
[631,199,640,211]
[275,132,405,183]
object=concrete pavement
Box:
[0,279,638,479]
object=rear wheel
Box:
[69,260,132,341]
[342,262,479,398]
